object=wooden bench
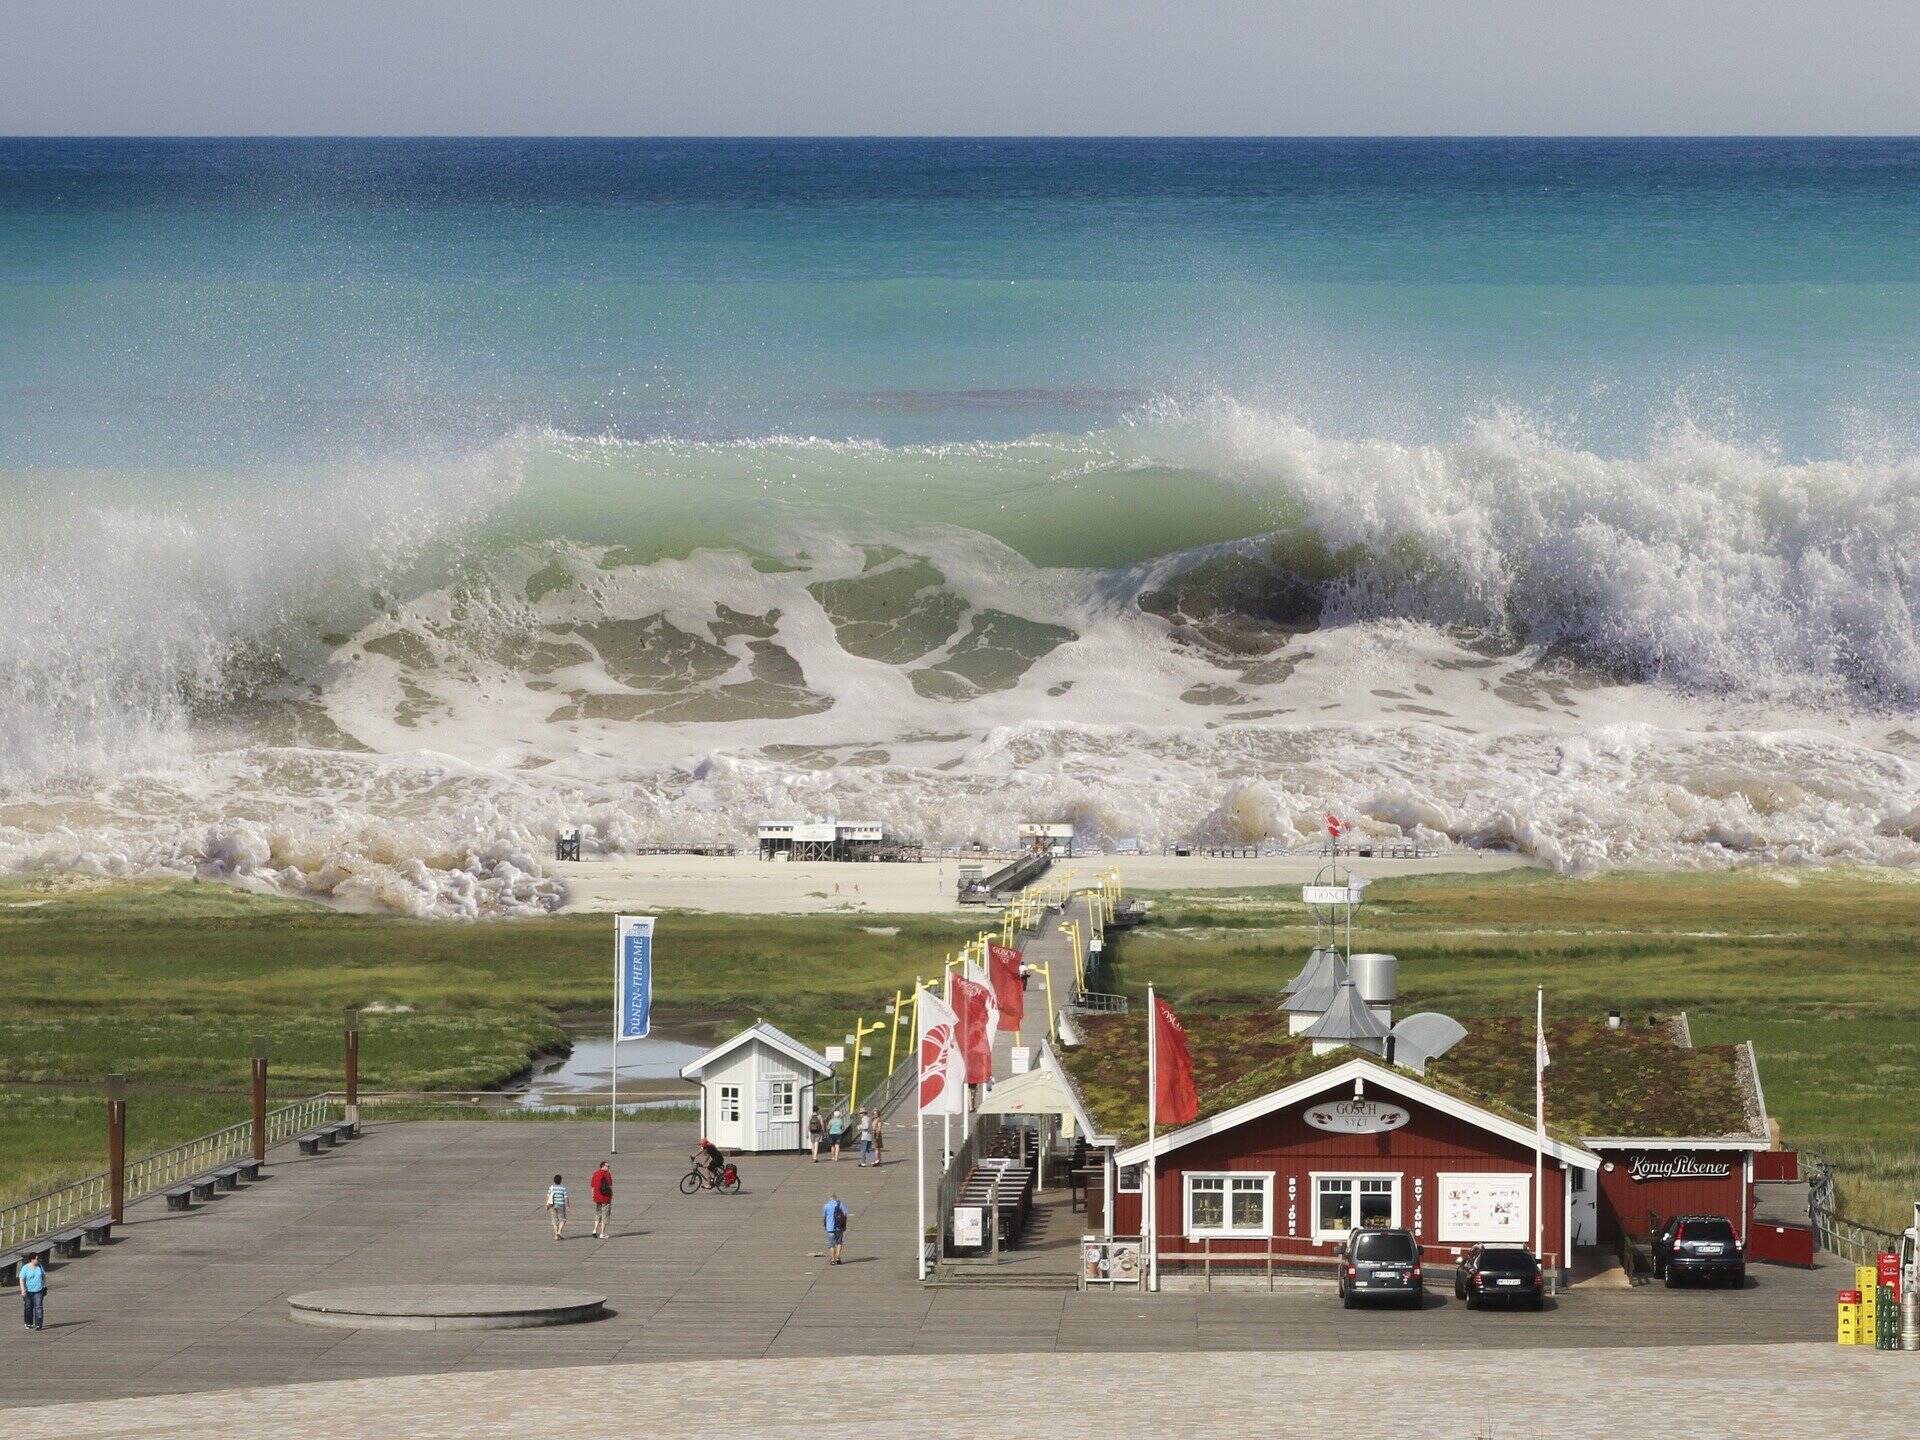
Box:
[214,1165,244,1191]
[237,1159,262,1181]
[188,1178,216,1202]
[0,1255,19,1286]
[297,1133,325,1156]
[326,1120,356,1144]
[165,1186,194,1212]
[83,1219,112,1245]
[51,1230,85,1259]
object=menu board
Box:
[1437,1173,1529,1243]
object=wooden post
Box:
[251,1035,268,1164]
[343,1006,360,1124]
[107,1073,127,1224]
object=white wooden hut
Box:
[678,1022,834,1153]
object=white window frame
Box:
[1117,1162,1144,1194]
[1434,1172,1532,1245]
[718,1084,741,1124]
[1183,1170,1274,1240]
[769,1079,797,1121]
[1309,1170,1403,1242]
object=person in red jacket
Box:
[589,1160,613,1240]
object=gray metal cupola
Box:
[1301,978,1391,1057]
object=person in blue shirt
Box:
[822,1193,847,1264]
[19,1250,46,1331]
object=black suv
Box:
[1338,1227,1423,1307]
[1453,1244,1546,1309]
[1652,1214,1746,1287]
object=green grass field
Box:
[3,866,1915,1231]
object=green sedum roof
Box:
[1057,1009,1761,1151]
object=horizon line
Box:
[6,132,1920,143]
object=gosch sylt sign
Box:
[1304,1098,1409,1134]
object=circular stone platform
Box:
[288,1284,607,1331]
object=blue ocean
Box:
[4,138,1919,910]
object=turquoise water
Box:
[6,138,1920,465]
[5,139,1920,907]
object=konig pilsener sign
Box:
[1628,1155,1732,1183]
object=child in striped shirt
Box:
[546,1174,569,1240]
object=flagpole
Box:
[1147,982,1159,1294]
[942,955,953,1168]
[611,920,620,1156]
[1534,984,1545,1259]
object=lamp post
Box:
[106,1073,127,1224]
[847,1017,885,1111]
[250,1035,268,1164]
[343,1007,360,1126]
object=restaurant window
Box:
[1312,1173,1401,1240]
[1117,1163,1144,1194]
[1184,1172,1272,1239]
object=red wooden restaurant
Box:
[1048,941,1793,1287]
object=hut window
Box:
[770,1079,797,1120]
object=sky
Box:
[2,0,1917,137]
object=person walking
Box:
[822,1192,848,1265]
[545,1173,569,1240]
[19,1250,46,1331]
[589,1159,613,1239]
[857,1108,876,1167]
[807,1108,824,1161]
[827,1107,845,1161]
[872,1110,885,1165]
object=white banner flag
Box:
[917,989,965,1115]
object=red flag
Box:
[987,942,1026,1031]
[951,974,995,1084]
[1152,995,1199,1126]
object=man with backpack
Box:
[589,1159,613,1239]
[822,1192,848,1264]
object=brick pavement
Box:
[3,1346,1909,1438]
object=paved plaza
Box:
[0,1117,1861,1423]
[4,1345,1910,1438]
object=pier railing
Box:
[0,1094,339,1252]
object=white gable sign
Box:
[1303,1098,1409,1134]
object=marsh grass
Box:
[4,868,1916,1229]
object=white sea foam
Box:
[5,405,1920,913]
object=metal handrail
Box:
[1068,991,1130,1014]
[1801,1148,1903,1265]
[0,1094,339,1252]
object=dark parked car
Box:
[1453,1244,1546,1309]
[1652,1215,1746,1287]
[1338,1227,1423,1307]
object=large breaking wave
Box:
[6,399,1920,913]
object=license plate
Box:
[1695,1244,1724,1255]
[1495,1278,1521,1287]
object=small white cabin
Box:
[678,1022,834,1153]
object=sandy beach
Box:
[553,850,1534,915]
